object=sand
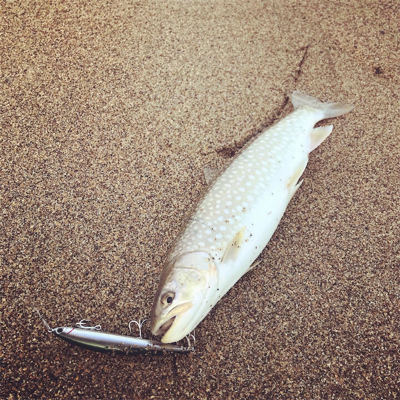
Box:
[1,0,399,398]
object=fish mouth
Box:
[152,302,193,338]
[157,316,176,336]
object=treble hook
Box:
[36,310,53,332]
[184,330,196,350]
[76,319,101,331]
[128,319,147,338]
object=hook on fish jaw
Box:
[128,318,195,351]
[185,330,196,350]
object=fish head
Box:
[150,251,219,343]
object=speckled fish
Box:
[150,91,353,343]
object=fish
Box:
[150,91,353,343]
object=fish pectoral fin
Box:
[287,158,308,191]
[310,125,333,152]
[203,167,221,185]
[221,227,246,264]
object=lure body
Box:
[151,91,353,343]
[52,326,192,354]
[36,311,192,354]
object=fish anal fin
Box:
[310,125,333,152]
[287,158,308,191]
[289,179,303,201]
[249,259,262,272]
[221,227,246,264]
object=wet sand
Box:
[2,0,399,398]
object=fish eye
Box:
[161,292,174,306]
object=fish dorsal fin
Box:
[203,167,220,185]
[286,158,308,190]
[221,227,246,264]
[310,125,333,152]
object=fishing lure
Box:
[37,311,194,354]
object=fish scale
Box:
[151,91,353,343]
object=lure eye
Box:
[161,292,174,306]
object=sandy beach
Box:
[2,0,399,398]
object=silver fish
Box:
[150,91,353,343]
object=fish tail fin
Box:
[291,91,354,119]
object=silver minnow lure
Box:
[37,312,192,354]
[150,91,353,343]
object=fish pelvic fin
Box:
[291,91,354,119]
[221,227,246,263]
[287,158,308,191]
